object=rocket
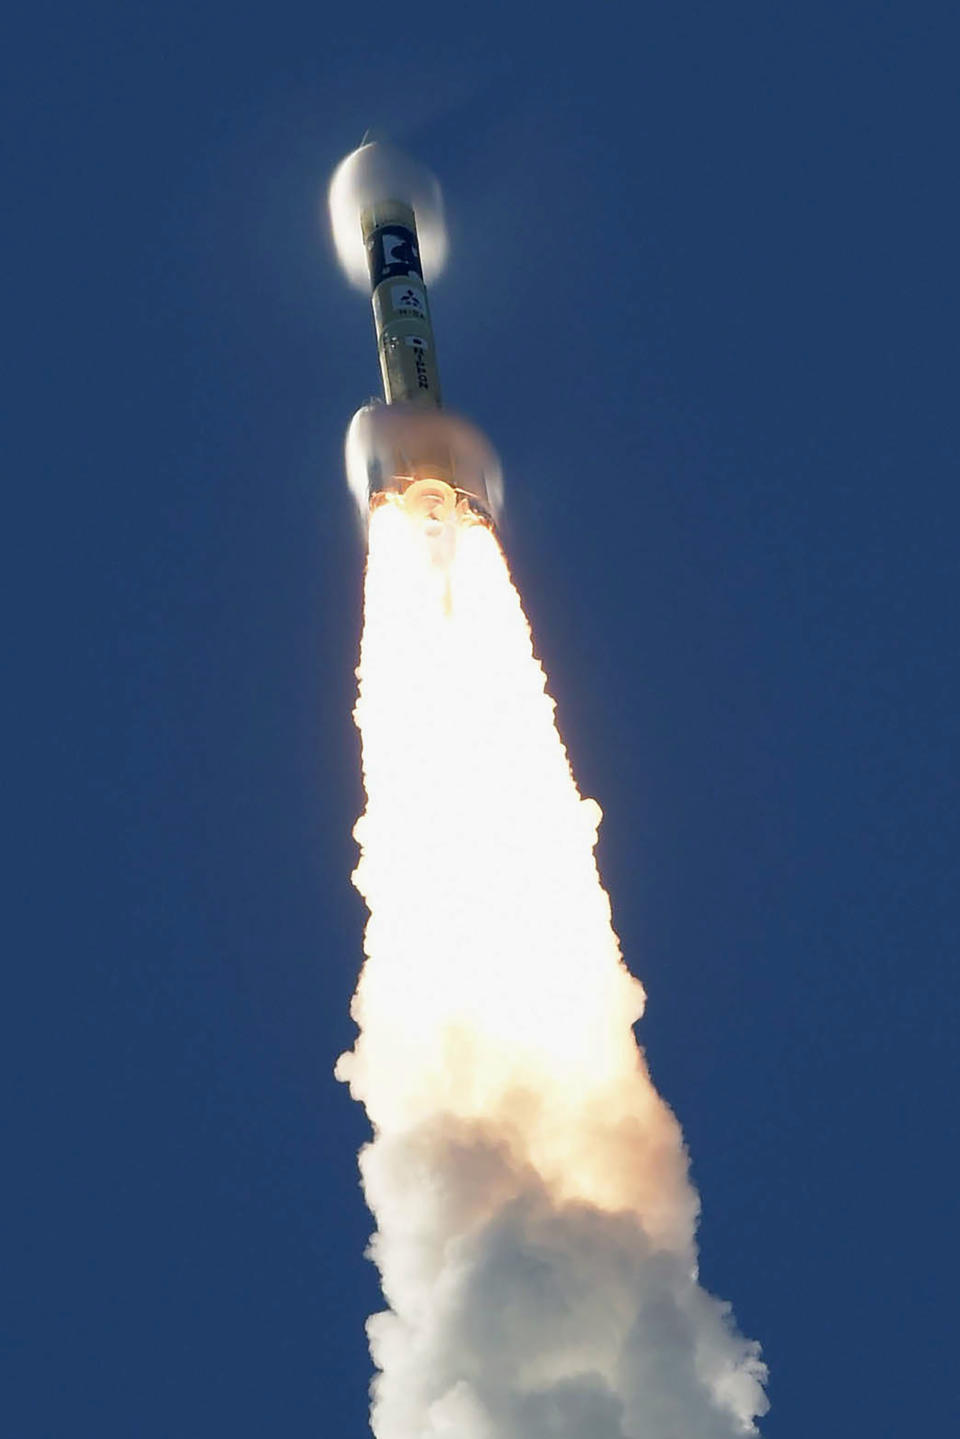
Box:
[330,140,503,531]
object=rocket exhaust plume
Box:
[330,141,768,1437]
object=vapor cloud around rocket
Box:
[329,140,448,289]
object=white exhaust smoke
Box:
[337,501,768,1437]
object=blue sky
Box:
[6,4,956,1435]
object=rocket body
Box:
[363,201,442,408]
[331,141,503,529]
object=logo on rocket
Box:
[392,284,425,315]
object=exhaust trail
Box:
[336,500,768,1438]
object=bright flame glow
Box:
[338,501,768,1437]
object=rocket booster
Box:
[329,140,503,529]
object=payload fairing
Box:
[331,141,503,530]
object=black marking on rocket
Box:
[367,224,423,287]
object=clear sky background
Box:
[6,4,956,1435]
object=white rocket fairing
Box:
[330,141,503,529]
